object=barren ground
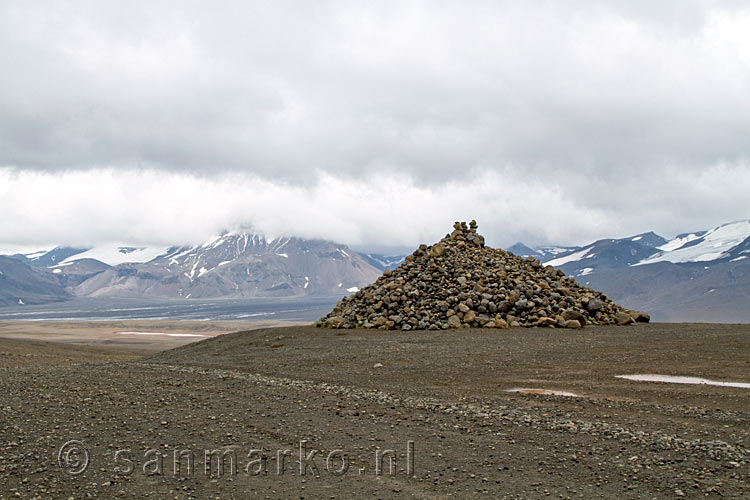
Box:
[1,322,749,499]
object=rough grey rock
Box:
[586,299,603,312]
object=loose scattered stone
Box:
[563,319,582,329]
[316,221,649,330]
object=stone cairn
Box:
[316,221,650,330]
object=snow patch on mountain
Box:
[358,253,406,271]
[538,246,575,256]
[544,247,595,267]
[639,220,750,265]
[24,250,49,259]
[657,233,703,252]
[577,267,594,276]
[61,244,171,266]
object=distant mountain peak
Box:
[506,242,539,258]
[640,219,750,265]
[68,232,381,300]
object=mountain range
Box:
[507,220,750,322]
[0,233,382,306]
[1,220,749,322]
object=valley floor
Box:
[0,323,749,499]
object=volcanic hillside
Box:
[317,221,649,330]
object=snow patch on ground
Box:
[506,388,582,397]
[118,332,207,338]
[616,374,750,389]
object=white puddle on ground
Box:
[117,332,208,338]
[506,388,582,397]
[616,374,750,389]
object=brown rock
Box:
[447,315,462,328]
[615,312,634,325]
[536,317,557,328]
[496,301,511,313]
[630,310,650,323]
[562,309,584,323]
[429,243,445,257]
[326,316,346,328]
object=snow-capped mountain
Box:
[542,232,666,277]
[59,245,174,266]
[9,245,170,267]
[638,220,750,265]
[509,222,750,277]
[3,220,749,322]
[10,247,90,267]
[72,233,379,299]
[508,219,750,322]
[1,232,382,301]
[505,242,539,258]
[358,252,407,271]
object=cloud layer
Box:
[1,1,749,249]
[2,164,749,252]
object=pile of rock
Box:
[316,221,649,330]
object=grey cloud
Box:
[1,166,748,251]
[1,1,749,178]
[0,1,749,247]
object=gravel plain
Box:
[1,322,749,499]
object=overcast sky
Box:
[1,1,749,252]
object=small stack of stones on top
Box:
[316,221,650,330]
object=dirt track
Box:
[1,323,749,499]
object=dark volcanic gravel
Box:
[1,323,749,499]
